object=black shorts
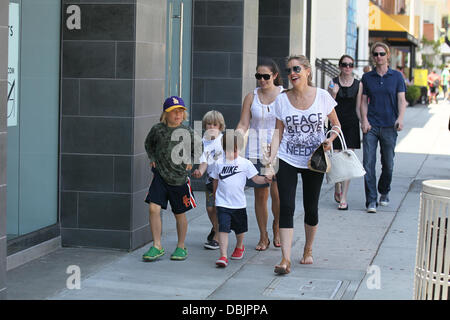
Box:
[217,207,248,234]
[145,169,196,214]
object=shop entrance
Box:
[6,0,60,243]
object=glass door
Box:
[6,0,60,240]
[166,0,192,115]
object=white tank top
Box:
[246,86,284,159]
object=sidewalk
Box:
[6,100,450,300]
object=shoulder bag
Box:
[325,126,365,184]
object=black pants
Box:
[276,159,324,228]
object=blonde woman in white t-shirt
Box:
[236,58,283,251]
[266,55,341,275]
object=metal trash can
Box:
[414,180,450,300]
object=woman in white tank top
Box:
[236,58,284,251]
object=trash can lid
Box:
[422,180,450,197]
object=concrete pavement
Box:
[5,99,450,300]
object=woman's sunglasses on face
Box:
[255,73,272,80]
[373,52,387,57]
[285,65,302,74]
[340,62,354,68]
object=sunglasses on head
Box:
[285,65,302,74]
[373,52,387,57]
[255,73,272,80]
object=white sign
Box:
[7,3,19,127]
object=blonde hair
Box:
[371,42,391,56]
[202,110,226,131]
[160,109,188,124]
[286,55,314,86]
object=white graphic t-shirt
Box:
[199,134,224,184]
[210,156,258,209]
[274,88,337,169]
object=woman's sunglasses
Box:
[255,73,272,80]
[285,66,302,74]
[340,62,354,68]
[373,52,387,57]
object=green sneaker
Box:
[170,247,188,261]
[142,246,165,262]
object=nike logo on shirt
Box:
[219,166,241,180]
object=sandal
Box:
[338,202,348,210]
[274,258,291,275]
[170,247,188,261]
[255,238,270,251]
[334,191,342,203]
[300,247,313,265]
[272,221,281,248]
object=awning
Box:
[369,2,419,47]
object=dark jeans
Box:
[362,126,398,207]
[276,159,324,228]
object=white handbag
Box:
[325,127,366,184]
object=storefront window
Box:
[6,0,60,240]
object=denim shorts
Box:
[245,158,276,188]
[216,207,248,234]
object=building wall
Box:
[290,0,307,58]
[242,0,259,99]
[0,0,8,300]
[312,0,346,63]
[191,0,249,129]
[133,0,166,249]
[60,0,166,250]
[258,0,291,87]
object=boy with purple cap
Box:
[142,96,200,262]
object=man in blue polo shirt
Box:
[360,42,407,213]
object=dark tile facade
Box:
[0,0,8,300]
[60,0,166,250]
[191,0,245,129]
[258,0,291,88]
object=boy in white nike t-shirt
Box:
[210,132,271,267]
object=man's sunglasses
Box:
[285,66,302,74]
[255,73,272,80]
[373,52,387,57]
[340,62,354,68]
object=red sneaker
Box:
[231,246,245,260]
[216,256,228,267]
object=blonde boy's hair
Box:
[160,109,188,124]
[202,110,226,131]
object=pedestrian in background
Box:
[266,55,340,274]
[441,64,449,102]
[236,58,283,250]
[211,132,271,268]
[360,42,407,214]
[427,70,440,104]
[328,54,363,210]
[192,110,226,250]
[142,96,199,262]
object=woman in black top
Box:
[328,55,363,210]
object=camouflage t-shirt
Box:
[145,122,199,186]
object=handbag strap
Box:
[326,128,348,152]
